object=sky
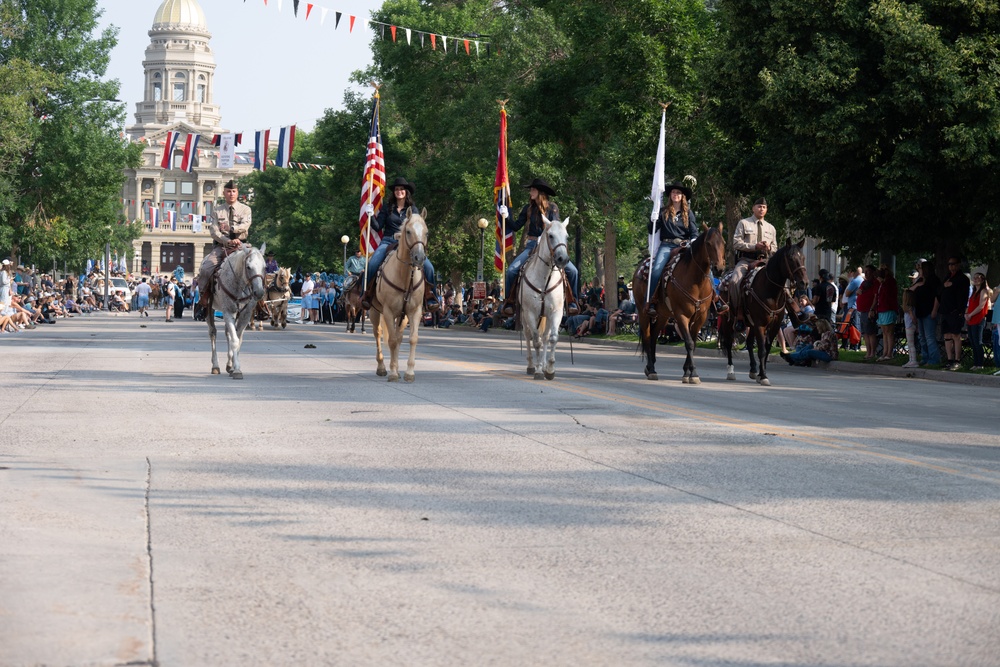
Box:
[96,0,386,134]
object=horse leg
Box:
[524,321,536,376]
[386,316,402,382]
[678,317,699,385]
[224,314,242,379]
[642,319,659,381]
[371,311,386,376]
[404,309,420,383]
[757,334,772,386]
[543,318,558,380]
[208,315,220,375]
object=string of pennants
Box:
[147,126,334,171]
[243,0,493,57]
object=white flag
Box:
[647,109,667,302]
[191,214,203,233]
[218,133,236,170]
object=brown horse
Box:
[265,267,292,329]
[149,283,162,309]
[632,224,727,383]
[718,239,808,386]
[339,275,366,333]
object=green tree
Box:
[710,0,1000,263]
[0,0,142,266]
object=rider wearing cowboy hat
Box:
[500,178,580,317]
[361,177,439,312]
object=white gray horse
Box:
[369,209,428,382]
[207,243,267,380]
[517,216,570,380]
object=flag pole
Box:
[363,84,381,292]
[499,99,509,300]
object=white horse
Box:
[518,216,570,380]
[207,243,267,380]
[369,209,428,382]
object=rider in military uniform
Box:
[196,180,251,310]
[500,178,580,317]
[728,197,777,332]
[360,177,440,312]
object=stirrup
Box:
[714,300,729,315]
[425,298,440,313]
[566,301,580,316]
[646,301,658,322]
[734,319,746,333]
[501,300,516,317]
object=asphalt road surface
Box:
[1,312,998,667]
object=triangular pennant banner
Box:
[442,35,448,53]
[406,28,411,45]
[334,11,341,28]
[391,25,396,42]
[293,0,299,16]
[430,33,436,50]
[321,7,328,24]
[306,3,313,20]
[464,40,470,55]
[349,15,356,32]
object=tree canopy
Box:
[0,0,142,265]
[710,0,1000,263]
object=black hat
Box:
[266,251,274,257]
[664,182,693,200]
[819,268,831,279]
[389,177,414,194]
[523,178,556,196]
[224,180,237,190]
[754,197,768,206]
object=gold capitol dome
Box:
[152,0,209,31]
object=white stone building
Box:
[123,0,253,277]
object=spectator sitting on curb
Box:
[781,319,839,367]
[780,295,815,354]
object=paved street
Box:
[1,312,998,667]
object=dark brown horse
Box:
[339,276,366,333]
[633,224,727,383]
[718,239,808,386]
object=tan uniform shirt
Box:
[732,215,777,259]
[209,201,252,246]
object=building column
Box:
[193,242,205,277]
[132,240,142,274]
[150,241,162,276]
[134,178,142,221]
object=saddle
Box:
[721,260,765,307]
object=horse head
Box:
[401,208,429,267]
[246,244,267,300]
[276,267,291,289]
[705,223,726,274]
[778,238,808,290]
[540,215,570,269]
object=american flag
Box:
[494,105,513,271]
[358,92,385,256]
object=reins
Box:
[216,248,264,312]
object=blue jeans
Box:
[505,239,579,300]
[364,237,436,290]
[993,325,1000,369]
[917,315,940,365]
[788,348,832,365]
[648,243,678,300]
[968,321,986,366]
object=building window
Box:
[180,201,194,217]
[163,181,176,195]
[173,83,185,101]
[180,182,193,195]
[204,201,213,217]
[197,84,206,102]
[163,201,177,212]
[153,83,161,101]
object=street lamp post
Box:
[477,218,489,283]
[104,240,111,310]
[341,235,350,280]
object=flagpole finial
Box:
[498,98,509,109]
[371,82,382,93]
[659,101,672,111]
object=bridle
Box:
[379,215,427,305]
[217,247,265,306]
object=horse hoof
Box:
[376,368,387,377]
[689,376,701,385]
[526,366,535,376]
[533,373,544,380]
[646,373,659,381]
[211,368,220,375]
[758,377,771,386]
[404,373,415,383]
[544,371,555,380]
[231,371,243,380]
[388,374,400,383]
[727,373,736,381]
[749,372,757,380]
[281,323,286,330]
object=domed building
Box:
[123,0,253,276]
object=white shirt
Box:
[301,278,315,296]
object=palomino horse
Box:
[149,283,162,309]
[369,209,429,382]
[718,239,808,386]
[517,215,570,380]
[266,267,292,329]
[633,224,727,383]
[207,243,267,380]
[339,275,366,333]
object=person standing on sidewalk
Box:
[965,272,991,370]
[134,278,151,317]
[939,257,970,370]
[909,260,941,366]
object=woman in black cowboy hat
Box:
[361,177,439,312]
[500,178,580,316]
[645,182,699,319]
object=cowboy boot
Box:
[713,293,729,315]
[564,277,580,316]
[361,277,377,310]
[501,280,518,317]
[646,283,660,322]
[424,282,440,312]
